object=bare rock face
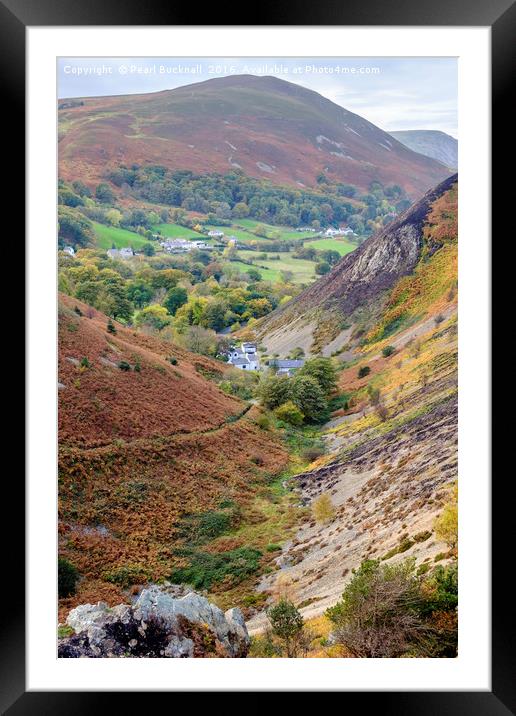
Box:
[261,173,458,326]
[58,586,250,658]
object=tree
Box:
[434,482,458,551]
[298,357,337,396]
[178,325,217,356]
[290,374,328,423]
[126,279,153,309]
[358,365,371,378]
[326,558,427,658]
[312,492,336,523]
[105,208,122,226]
[382,345,395,357]
[315,261,331,275]
[95,183,116,204]
[164,286,188,316]
[135,304,170,331]
[321,249,341,266]
[58,206,95,248]
[267,599,304,657]
[257,373,291,411]
[233,201,250,218]
[58,557,79,598]
[274,401,304,426]
[200,300,227,332]
[141,242,155,257]
[246,267,262,282]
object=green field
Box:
[151,223,206,239]
[237,250,317,284]
[228,260,281,282]
[93,222,154,250]
[234,218,316,241]
[304,237,357,256]
[205,225,271,245]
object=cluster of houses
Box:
[158,238,214,254]
[226,342,305,376]
[323,226,354,237]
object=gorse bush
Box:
[58,557,79,598]
[267,599,305,657]
[358,366,371,378]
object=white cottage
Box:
[227,342,260,371]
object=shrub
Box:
[375,403,389,422]
[434,482,458,550]
[104,564,149,588]
[118,361,131,371]
[169,357,178,365]
[58,558,79,598]
[267,599,305,657]
[358,366,371,378]
[80,356,90,369]
[266,543,282,552]
[312,493,336,524]
[301,444,326,462]
[178,509,237,546]
[170,547,262,590]
[107,320,117,334]
[274,401,304,426]
[73,306,83,317]
[382,345,395,357]
[134,361,141,373]
[326,558,426,658]
[255,414,270,430]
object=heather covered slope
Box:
[59,294,243,446]
[58,295,290,617]
[58,74,450,198]
[256,173,458,356]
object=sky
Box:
[58,57,457,137]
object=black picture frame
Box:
[6,0,511,710]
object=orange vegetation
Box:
[58,295,289,616]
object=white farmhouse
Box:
[62,246,75,256]
[208,230,225,238]
[227,342,260,371]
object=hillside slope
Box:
[58,75,450,198]
[58,294,290,617]
[248,178,458,633]
[389,130,458,170]
[256,173,457,357]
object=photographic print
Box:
[57,56,458,659]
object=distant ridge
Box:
[389,130,458,170]
[58,74,451,199]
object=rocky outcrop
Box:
[58,585,250,658]
[257,174,458,349]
